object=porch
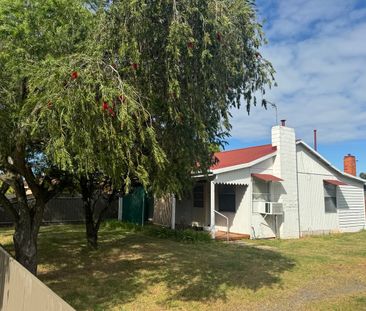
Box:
[174,178,251,238]
[153,173,284,240]
[215,231,250,241]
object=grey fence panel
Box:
[0,197,118,225]
[0,246,75,311]
[44,197,85,222]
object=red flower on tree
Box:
[102,102,109,111]
[108,107,115,117]
[187,42,194,49]
[47,101,53,109]
[71,71,78,80]
[131,63,139,70]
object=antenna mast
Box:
[267,100,278,125]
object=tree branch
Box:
[0,182,9,194]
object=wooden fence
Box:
[153,195,173,227]
[0,196,118,225]
[0,246,75,311]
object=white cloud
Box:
[229,0,366,146]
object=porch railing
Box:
[214,210,229,241]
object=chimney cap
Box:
[280,119,286,126]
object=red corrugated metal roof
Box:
[324,179,348,186]
[211,144,277,170]
[252,173,283,182]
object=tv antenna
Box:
[266,100,278,125]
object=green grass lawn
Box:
[1,224,366,311]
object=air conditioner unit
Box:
[256,202,283,215]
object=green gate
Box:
[122,187,153,225]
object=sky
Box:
[227,0,366,175]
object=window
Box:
[324,183,337,213]
[218,185,236,212]
[193,183,204,208]
[252,179,270,201]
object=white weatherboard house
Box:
[157,122,366,239]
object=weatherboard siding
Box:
[297,145,332,175]
[296,144,366,235]
[297,173,338,234]
[337,185,366,232]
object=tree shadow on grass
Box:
[35,227,295,310]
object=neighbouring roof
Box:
[324,179,348,186]
[252,173,283,182]
[210,144,277,170]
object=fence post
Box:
[171,195,176,230]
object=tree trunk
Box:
[13,220,39,275]
[84,198,99,248]
[85,219,98,248]
[80,175,114,249]
[13,204,43,275]
[6,143,60,275]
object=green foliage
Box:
[102,0,275,194]
[0,0,274,196]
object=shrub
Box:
[143,225,212,243]
[102,220,212,242]
[102,220,142,232]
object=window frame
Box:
[252,178,270,202]
[218,184,236,213]
[324,183,337,213]
[193,183,205,208]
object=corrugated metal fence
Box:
[0,196,118,225]
[0,246,75,311]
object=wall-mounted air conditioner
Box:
[255,202,283,215]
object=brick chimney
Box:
[344,154,356,176]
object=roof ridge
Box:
[216,143,273,154]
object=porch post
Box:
[171,194,176,230]
[210,181,215,238]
